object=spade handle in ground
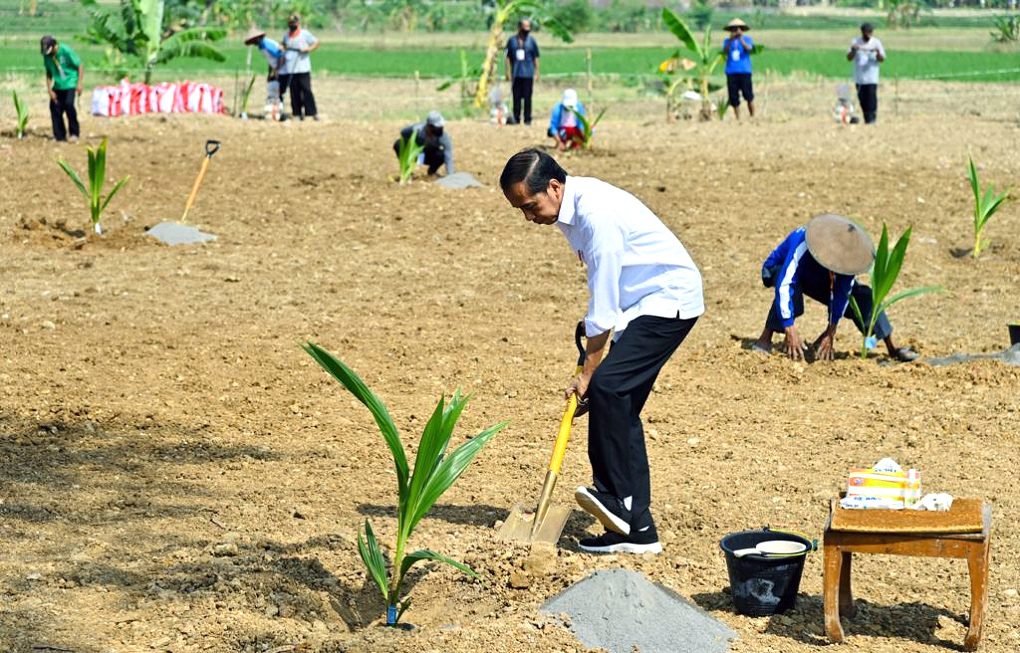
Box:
[205,140,221,158]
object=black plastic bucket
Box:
[719,528,813,616]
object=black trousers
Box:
[280,72,317,119]
[856,83,878,124]
[586,313,698,532]
[49,88,79,141]
[511,76,534,125]
[764,275,893,340]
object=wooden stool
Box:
[823,502,992,651]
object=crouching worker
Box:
[753,214,917,362]
[547,88,585,150]
[500,149,704,554]
[392,111,454,176]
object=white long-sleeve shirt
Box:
[555,176,704,338]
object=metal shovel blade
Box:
[497,502,572,544]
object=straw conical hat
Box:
[725,18,750,30]
[244,27,266,45]
[805,214,875,275]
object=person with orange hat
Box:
[754,215,917,362]
[722,18,755,120]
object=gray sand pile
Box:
[927,344,1020,367]
[146,221,217,245]
[540,568,736,653]
[436,172,483,189]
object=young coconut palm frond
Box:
[848,224,941,359]
[397,133,425,184]
[56,138,130,236]
[13,91,29,139]
[967,158,1009,259]
[566,106,607,149]
[302,342,507,625]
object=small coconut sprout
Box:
[848,224,941,359]
[566,105,607,150]
[303,342,506,626]
[967,157,1009,259]
[13,91,29,139]
[56,138,129,236]
[397,132,425,184]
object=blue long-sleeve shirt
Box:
[762,227,855,328]
[548,101,586,137]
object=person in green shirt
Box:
[40,35,83,142]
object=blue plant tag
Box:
[865,336,878,351]
[386,604,398,625]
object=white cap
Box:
[562,89,578,109]
[426,111,445,128]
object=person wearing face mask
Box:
[393,111,455,176]
[279,13,320,121]
[505,19,540,126]
[499,148,704,555]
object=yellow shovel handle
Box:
[548,364,583,474]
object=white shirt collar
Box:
[556,175,578,226]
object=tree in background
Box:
[80,0,226,83]
[472,0,573,109]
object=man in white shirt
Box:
[500,149,705,554]
[279,13,319,120]
[847,23,885,124]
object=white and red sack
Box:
[91,79,225,117]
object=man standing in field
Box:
[847,23,885,124]
[40,35,82,143]
[505,19,540,126]
[753,214,917,362]
[722,18,755,120]
[279,13,320,121]
[500,149,704,554]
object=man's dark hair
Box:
[499,149,567,195]
[860,22,874,33]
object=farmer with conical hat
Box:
[500,149,704,555]
[244,27,285,120]
[722,18,755,120]
[753,214,918,362]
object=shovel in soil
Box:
[498,321,586,545]
[180,139,221,223]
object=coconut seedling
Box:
[566,105,607,150]
[56,138,130,236]
[396,133,425,185]
[967,157,1009,259]
[12,91,29,139]
[303,342,506,626]
[848,224,941,359]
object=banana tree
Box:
[472,0,573,109]
[658,8,724,121]
[81,0,226,84]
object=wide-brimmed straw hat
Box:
[805,214,875,275]
[725,18,750,31]
[243,27,266,45]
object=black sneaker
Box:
[579,527,662,555]
[575,486,631,535]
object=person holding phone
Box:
[847,23,886,124]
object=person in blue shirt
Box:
[547,88,586,151]
[753,214,918,362]
[505,19,540,125]
[723,18,755,120]
[244,27,285,119]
